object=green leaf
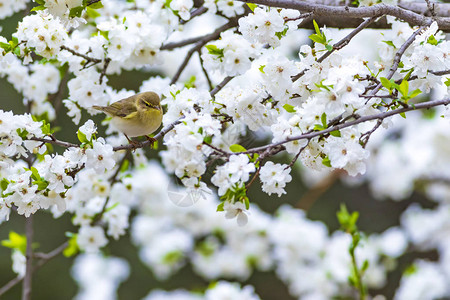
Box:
[380,77,392,91]
[163,250,182,264]
[184,75,196,88]
[203,135,212,144]
[119,159,129,173]
[313,19,320,35]
[322,156,331,167]
[398,80,409,97]
[309,34,326,45]
[314,124,325,131]
[258,65,265,73]
[35,0,45,5]
[382,40,395,47]
[321,112,327,128]
[404,264,418,276]
[1,231,27,255]
[77,130,89,144]
[408,89,421,100]
[361,259,370,273]
[325,44,333,51]
[16,128,29,139]
[99,30,109,40]
[330,130,341,137]
[275,27,288,40]
[216,202,225,212]
[205,45,224,58]
[69,6,84,18]
[427,35,438,46]
[444,78,450,87]
[0,42,11,52]
[399,112,406,118]
[105,202,119,212]
[246,3,257,11]
[282,103,296,113]
[63,235,79,257]
[30,5,46,11]
[243,197,250,210]
[0,178,9,191]
[229,144,246,153]
[337,204,359,233]
[88,0,104,9]
[86,6,101,18]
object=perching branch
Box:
[112,118,183,151]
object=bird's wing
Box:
[105,96,138,118]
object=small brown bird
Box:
[92,91,163,145]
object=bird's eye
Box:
[142,100,151,107]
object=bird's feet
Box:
[125,135,143,150]
[145,136,157,149]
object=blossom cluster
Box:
[0,0,449,299]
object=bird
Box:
[92,91,163,147]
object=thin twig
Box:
[99,58,111,85]
[180,6,208,25]
[210,76,233,97]
[60,45,101,64]
[170,19,239,84]
[367,23,431,98]
[22,216,33,300]
[0,241,69,297]
[287,141,310,168]
[425,0,436,18]
[198,50,213,90]
[29,136,79,148]
[245,165,261,189]
[203,141,231,158]
[292,16,378,82]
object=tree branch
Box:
[237,0,450,30]
[0,241,69,298]
[210,76,233,97]
[22,216,33,300]
[235,98,450,155]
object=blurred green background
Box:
[0,10,437,300]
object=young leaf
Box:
[1,231,27,255]
[229,144,247,153]
[205,45,224,58]
[86,6,101,18]
[330,130,341,137]
[398,80,409,97]
[216,202,225,212]
[63,235,79,257]
[88,0,104,9]
[246,3,257,11]
[282,104,296,113]
[322,156,331,167]
[69,6,84,18]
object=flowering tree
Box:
[0,0,449,299]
